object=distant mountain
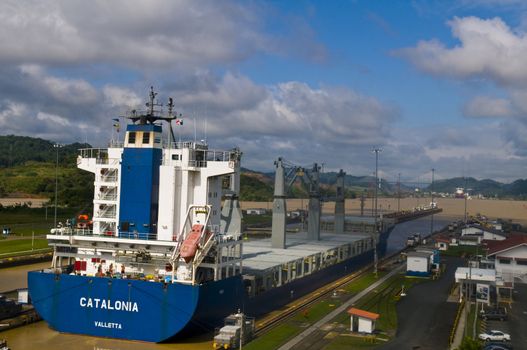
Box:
[425,177,527,199]
[503,179,527,198]
[1,135,526,202]
[239,169,410,201]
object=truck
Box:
[406,233,421,247]
[213,312,255,349]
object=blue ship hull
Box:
[28,272,244,342]
[28,229,391,342]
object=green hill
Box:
[0,135,93,208]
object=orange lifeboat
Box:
[180,225,204,263]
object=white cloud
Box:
[103,86,142,109]
[397,16,527,87]
[36,111,71,127]
[0,0,324,69]
[463,96,514,118]
[0,101,29,128]
[398,15,527,164]
[168,73,398,149]
[0,66,398,169]
[387,123,525,183]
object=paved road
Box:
[380,256,464,350]
[508,284,527,349]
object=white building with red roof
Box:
[486,234,527,283]
[347,307,380,334]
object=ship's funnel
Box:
[272,158,286,249]
[335,169,345,234]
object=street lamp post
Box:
[372,148,382,275]
[430,168,435,236]
[53,144,63,228]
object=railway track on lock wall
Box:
[253,249,405,337]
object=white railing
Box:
[97,205,116,219]
[97,185,117,199]
[97,192,118,201]
[49,228,160,242]
[99,175,118,182]
[79,148,108,159]
[109,141,124,148]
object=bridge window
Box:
[142,132,150,144]
[128,132,136,144]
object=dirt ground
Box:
[0,197,48,207]
[241,197,527,225]
[2,196,525,225]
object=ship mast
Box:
[124,87,183,142]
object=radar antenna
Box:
[167,97,176,143]
[146,86,159,117]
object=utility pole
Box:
[372,148,382,276]
[53,144,63,228]
[397,173,401,213]
[464,177,468,224]
[360,190,365,217]
[430,168,435,236]
[370,174,374,217]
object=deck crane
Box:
[271,157,322,249]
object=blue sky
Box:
[0,0,526,183]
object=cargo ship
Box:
[28,88,391,342]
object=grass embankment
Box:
[326,275,423,349]
[245,270,423,350]
[242,214,272,227]
[0,239,49,256]
[0,207,79,233]
[0,161,94,207]
[0,207,79,256]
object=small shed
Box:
[406,251,432,276]
[347,307,379,334]
[435,237,450,251]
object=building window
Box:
[516,260,527,266]
[154,136,161,144]
[172,154,179,160]
[128,132,136,144]
[499,259,511,264]
[142,132,150,144]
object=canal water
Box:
[385,215,452,256]
[0,216,451,350]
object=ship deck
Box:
[241,231,373,294]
